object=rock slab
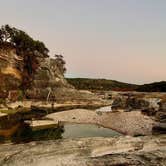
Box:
[0,135,165,166]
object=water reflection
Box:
[0,121,64,144]
[0,121,121,144]
[62,123,122,138]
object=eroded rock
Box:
[0,135,165,166]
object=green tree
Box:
[0,24,49,89]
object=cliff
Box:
[0,45,105,104]
[0,44,23,100]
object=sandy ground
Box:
[47,109,156,136]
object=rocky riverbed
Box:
[0,135,165,166]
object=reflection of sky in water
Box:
[63,124,121,139]
[0,122,121,144]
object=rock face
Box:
[0,45,71,101]
[25,57,105,103]
[25,57,72,100]
[0,45,104,103]
[0,44,23,99]
[0,135,165,166]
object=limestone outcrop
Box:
[0,45,105,104]
[0,44,23,99]
[0,135,165,166]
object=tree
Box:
[0,24,49,89]
[0,24,49,56]
[54,54,66,75]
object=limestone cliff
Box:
[0,45,104,104]
[0,44,23,100]
[25,56,72,101]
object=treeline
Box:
[136,81,166,92]
[67,78,138,91]
[67,78,166,92]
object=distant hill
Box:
[67,78,138,91]
[136,81,166,92]
[67,78,166,92]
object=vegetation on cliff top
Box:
[0,24,49,57]
[0,25,66,91]
[0,24,50,89]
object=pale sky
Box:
[0,0,166,84]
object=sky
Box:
[0,0,165,84]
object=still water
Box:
[0,122,121,144]
[63,123,121,138]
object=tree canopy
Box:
[0,25,50,89]
[0,24,49,57]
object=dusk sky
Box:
[0,0,165,84]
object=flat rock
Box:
[0,135,165,166]
[29,120,57,131]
